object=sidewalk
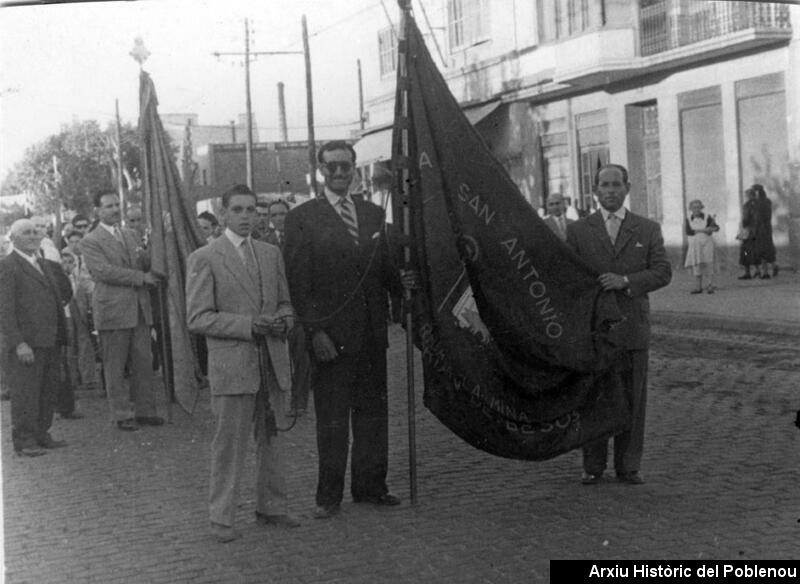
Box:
[650,266,799,335]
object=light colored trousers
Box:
[99,323,157,422]
[209,386,289,527]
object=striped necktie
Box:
[338,198,359,245]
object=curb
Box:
[651,311,800,337]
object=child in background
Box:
[684,199,720,294]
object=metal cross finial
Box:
[130,37,151,66]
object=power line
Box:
[276,2,382,50]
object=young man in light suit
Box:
[186,184,299,543]
[566,164,671,486]
[79,190,163,432]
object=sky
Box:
[0,0,390,183]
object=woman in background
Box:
[684,199,719,294]
[738,188,759,279]
[752,184,777,279]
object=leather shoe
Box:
[117,419,140,432]
[311,505,340,519]
[60,412,84,420]
[135,416,165,426]
[581,472,603,485]
[616,472,645,485]
[255,512,300,528]
[14,445,46,457]
[210,523,241,543]
[353,493,401,506]
[38,437,67,449]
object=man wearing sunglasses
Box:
[284,141,405,519]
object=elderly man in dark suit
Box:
[186,184,299,543]
[284,141,409,519]
[79,190,163,432]
[566,164,671,486]
[0,219,71,456]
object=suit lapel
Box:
[321,196,364,249]
[588,212,616,257]
[12,252,48,287]
[614,215,639,255]
[215,236,260,309]
[95,226,131,266]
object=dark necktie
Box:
[241,240,258,284]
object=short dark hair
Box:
[268,199,290,214]
[317,140,356,164]
[221,184,257,208]
[593,164,629,189]
[92,188,118,208]
[72,213,89,226]
[198,211,219,226]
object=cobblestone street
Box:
[3,319,799,583]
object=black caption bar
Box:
[551,560,800,583]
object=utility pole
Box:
[277,82,288,142]
[357,59,365,131]
[302,15,317,195]
[244,19,254,189]
[115,98,126,217]
[212,20,305,193]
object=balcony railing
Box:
[640,0,792,57]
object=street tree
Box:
[0,119,142,218]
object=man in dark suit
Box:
[186,184,299,543]
[284,141,404,518]
[0,219,71,456]
[566,164,671,486]
[543,192,574,242]
[79,190,163,432]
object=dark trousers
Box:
[57,345,77,416]
[8,346,59,450]
[289,324,312,411]
[583,349,649,475]
[313,338,389,507]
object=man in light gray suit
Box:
[80,190,163,432]
[186,184,299,543]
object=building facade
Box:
[353,0,799,269]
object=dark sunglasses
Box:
[322,161,353,174]
[74,223,89,229]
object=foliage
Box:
[0,202,28,232]
[0,119,143,216]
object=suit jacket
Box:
[566,210,671,350]
[0,252,71,352]
[283,195,400,354]
[185,235,293,395]
[544,215,574,242]
[79,225,152,330]
[260,228,283,249]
